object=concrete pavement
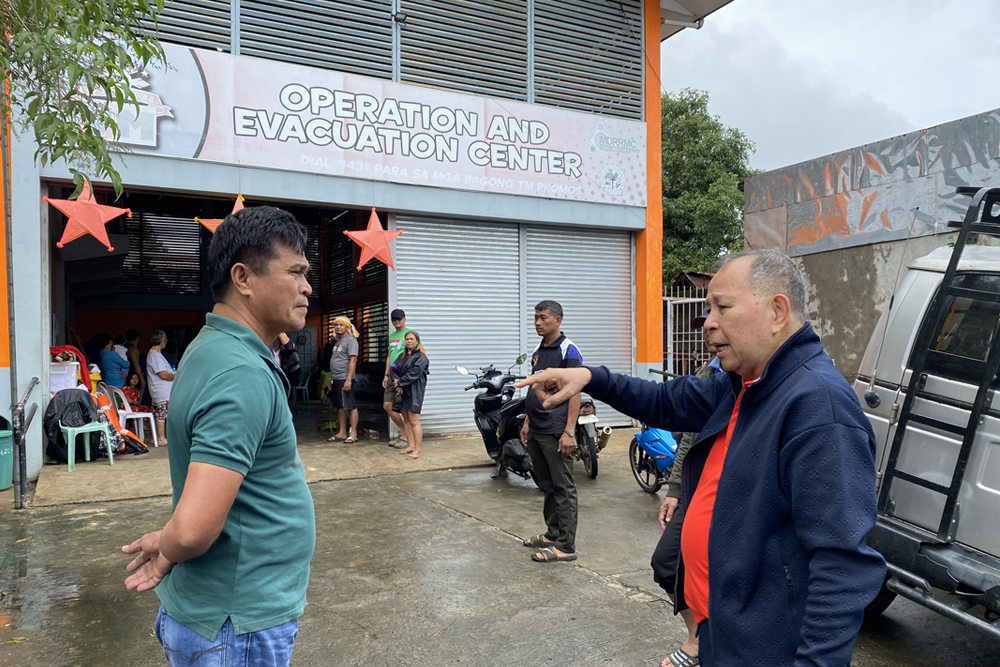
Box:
[2,429,998,666]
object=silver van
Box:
[854,187,1000,638]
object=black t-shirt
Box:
[526,334,583,435]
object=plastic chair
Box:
[290,370,313,403]
[111,386,157,447]
[60,420,113,471]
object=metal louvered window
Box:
[361,301,389,363]
[400,0,528,101]
[304,224,321,296]
[240,0,393,79]
[142,0,231,52]
[364,260,387,287]
[329,237,355,296]
[533,0,643,119]
[121,213,203,294]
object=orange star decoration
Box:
[345,207,403,271]
[195,194,245,233]
[44,180,131,252]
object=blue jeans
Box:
[155,604,298,667]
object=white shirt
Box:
[147,348,174,404]
[113,344,128,360]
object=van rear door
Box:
[883,272,1000,558]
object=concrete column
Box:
[10,132,48,480]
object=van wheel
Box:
[864,576,897,620]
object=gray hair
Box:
[534,300,563,318]
[150,330,167,346]
[715,250,806,320]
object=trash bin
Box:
[0,416,12,491]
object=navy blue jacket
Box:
[587,324,885,667]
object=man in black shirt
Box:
[520,300,584,562]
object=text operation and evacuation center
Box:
[2,1,733,479]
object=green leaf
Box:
[69,173,86,200]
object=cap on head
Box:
[390,309,406,320]
[691,310,708,330]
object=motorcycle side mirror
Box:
[515,353,527,365]
[455,366,470,376]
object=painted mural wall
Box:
[744,109,1000,257]
[743,108,1000,380]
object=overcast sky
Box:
[659,0,1000,171]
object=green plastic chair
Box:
[60,420,113,472]
[290,370,313,403]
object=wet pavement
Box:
[2,431,999,666]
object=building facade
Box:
[3,0,733,478]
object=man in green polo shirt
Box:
[122,206,316,666]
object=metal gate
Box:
[664,290,708,377]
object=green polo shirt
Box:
[156,313,316,640]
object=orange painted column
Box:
[636,0,663,366]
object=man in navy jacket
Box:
[519,250,885,667]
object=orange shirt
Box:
[680,380,752,625]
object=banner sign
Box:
[108,45,647,207]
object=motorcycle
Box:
[629,424,678,493]
[456,356,609,483]
[629,368,680,493]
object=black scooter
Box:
[456,355,538,484]
[457,355,607,484]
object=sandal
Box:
[531,547,577,562]
[522,535,557,548]
[343,437,357,444]
[327,435,344,442]
[405,453,421,460]
[663,648,699,667]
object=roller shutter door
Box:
[526,226,633,425]
[394,217,521,434]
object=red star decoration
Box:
[195,194,245,233]
[345,207,403,271]
[44,180,131,252]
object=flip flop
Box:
[343,437,358,444]
[663,648,699,667]
[531,547,577,562]
[327,436,344,442]
[405,453,421,460]
[522,534,557,548]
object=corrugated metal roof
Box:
[674,271,714,289]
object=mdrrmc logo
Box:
[585,122,639,156]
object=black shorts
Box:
[650,499,686,594]
[329,379,357,411]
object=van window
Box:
[914,273,1000,387]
